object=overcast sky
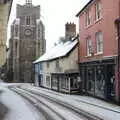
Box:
[7,0,89,50]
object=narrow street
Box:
[0,83,120,120]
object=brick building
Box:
[76,0,119,102]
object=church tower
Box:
[9,1,46,83]
[26,0,32,6]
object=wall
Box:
[78,0,119,63]
[0,3,9,67]
[41,45,78,88]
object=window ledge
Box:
[95,52,103,55]
[94,17,103,24]
[85,24,92,29]
[85,55,92,58]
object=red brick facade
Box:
[77,0,120,102]
[77,0,119,62]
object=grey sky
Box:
[7,0,89,50]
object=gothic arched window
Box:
[26,16,30,25]
[14,25,19,37]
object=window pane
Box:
[96,1,102,20]
[87,39,92,56]
[96,32,103,53]
[26,16,30,25]
[15,25,18,37]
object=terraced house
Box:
[0,0,13,67]
[34,23,80,93]
[76,0,120,103]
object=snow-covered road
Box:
[20,84,120,120]
[0,84,46,120]
[1,83,120,120]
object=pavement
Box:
[0,84,45,120]
[21,84,120,120]
[0,102,8,120]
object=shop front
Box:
[80,58,116,101]
[51,72,80,93]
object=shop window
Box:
[46,76,50,86]
[61,77,69,89]
[87,68,94,92]
[96,66,105,92]
[52,77,57,87]
[61,79,66,89]
[70,76,79,89]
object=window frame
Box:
[46,62,49,68]
[56,59,59,68]
[96,31,103,54]
[95,1,102,21]
[26,16,31,25]
[14,25,19,37]
[85,9,91,27]
[86,38,92,56]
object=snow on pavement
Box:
[0,84,45,120]
[21,84,120,120]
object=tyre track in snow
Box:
[10,87,103,120]
[10,87,66,120]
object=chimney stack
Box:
[65,22,76,40]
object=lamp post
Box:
[115,18,120,103]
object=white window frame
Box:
[95,1,102,21]
[96,31,103,53]
[85,10,91,27]
[87,38,92,56]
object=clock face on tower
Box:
[25,29,32,36]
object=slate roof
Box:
[33,38,78,63]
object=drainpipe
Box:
[114,0,120,104]
[115,18,120,103]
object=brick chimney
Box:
[65,22,76,40]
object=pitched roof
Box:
[33,38,78,63]
[76,0,94,17]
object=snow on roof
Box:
[33,39,78,63]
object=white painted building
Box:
[34,36,80,93]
